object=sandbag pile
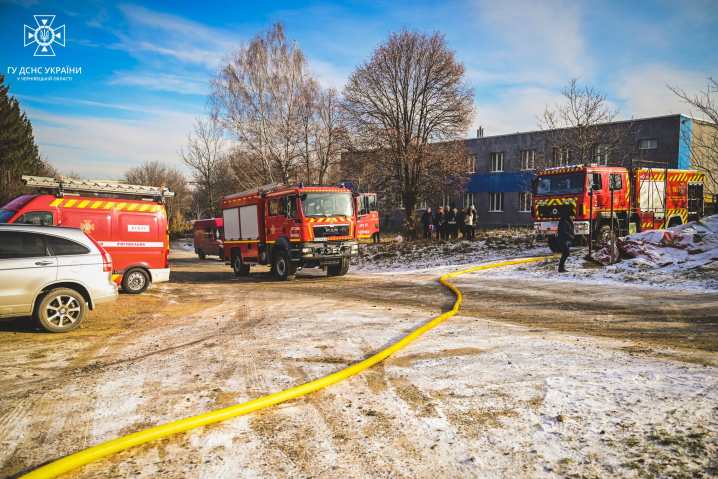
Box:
[594,215,718,268]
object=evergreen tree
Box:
[0,73,52,207]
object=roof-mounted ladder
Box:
[22,175,175,203]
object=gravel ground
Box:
[0,243,716,478]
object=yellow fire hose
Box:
[21,255,553,479]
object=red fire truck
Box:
[354,193,380,242]
[221,183,359,280]
[532,162,705,252]
[0,175,174,293]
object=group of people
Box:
[420,203,478,240]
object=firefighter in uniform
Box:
[557,207,575,273]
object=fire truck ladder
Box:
[223,182,286,201]
[22,175,176,203]
[630,160,668,229]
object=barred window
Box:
[521,150,535,170]
[489,193,503,212]
[491,152,504,172]
[519,192,532,212]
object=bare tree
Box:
[179,117,225,218]
[209,22,314,184]
[124,160,188,230]
[298,84,345,186]
[533,78,639,171]
[668,77,718,196]
[342,27,475,219]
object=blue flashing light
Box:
[300,182,304,187]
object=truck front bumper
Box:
[534,221,590,236]
[292,241,358,264]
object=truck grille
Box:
[313,224,350,238]
[538,205,575,219]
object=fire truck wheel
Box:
[547,236,560,253]
[33,288,87,333]
[274,250,296,281]
[232,251,250,277]
[327,258,350,277]
[198,249,206,260]
[122,268,149,294]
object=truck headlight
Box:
[351,244,358,252]
[301,247,312,253]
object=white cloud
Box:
[471,0,590,86]
[471,86,566,137]
[612,64,715,120]
[109,71,208,96]
[107,4,240,70]
[26,105,198,179]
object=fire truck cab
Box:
[0,175,174,294]
[532,163,705,252]
[221,183,359,280]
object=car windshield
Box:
[300,193,353,217]
[0,209,17,223]
[536,173,586,196]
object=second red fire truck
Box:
[221,183,359,280]
[532,161,705,252]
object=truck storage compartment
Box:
[239,205,259,239]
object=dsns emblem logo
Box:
[24,15,65,56]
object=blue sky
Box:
[1,0,717,179]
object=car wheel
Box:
[327,258,350,277]
[232,251,250,277]
[218,248,224,261]
[122,268,149,294]
[33,288,87,333]
[198,249,205,260]
[274,249,296,281]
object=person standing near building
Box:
[435,206,445,240]
[557,207,575,273]
[445,203,457,239]
[464,206,477,239]
[421,207,434,240]
[459,208,467,237]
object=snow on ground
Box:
[350,227,718,292]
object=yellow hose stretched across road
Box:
[21,255,553,479]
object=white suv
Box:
[0,225,118,332]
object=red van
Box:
[0,176,174,294]
[193,219,224,260]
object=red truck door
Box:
[265,197,286,243]
[356,193,379,239]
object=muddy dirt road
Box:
[0,248,716,478]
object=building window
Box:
[519,192,532,212]
[638,139,657,150]
[468,155,477,174]
[443,194,450,208]
[489,193,503,212]
[418,199,427,210]
[491,152,504,172]
[464,193,476,208]
[554,147,571,166]
[520,150,535,170]
[594,144,609,165]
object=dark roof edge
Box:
[466,113,715,141]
